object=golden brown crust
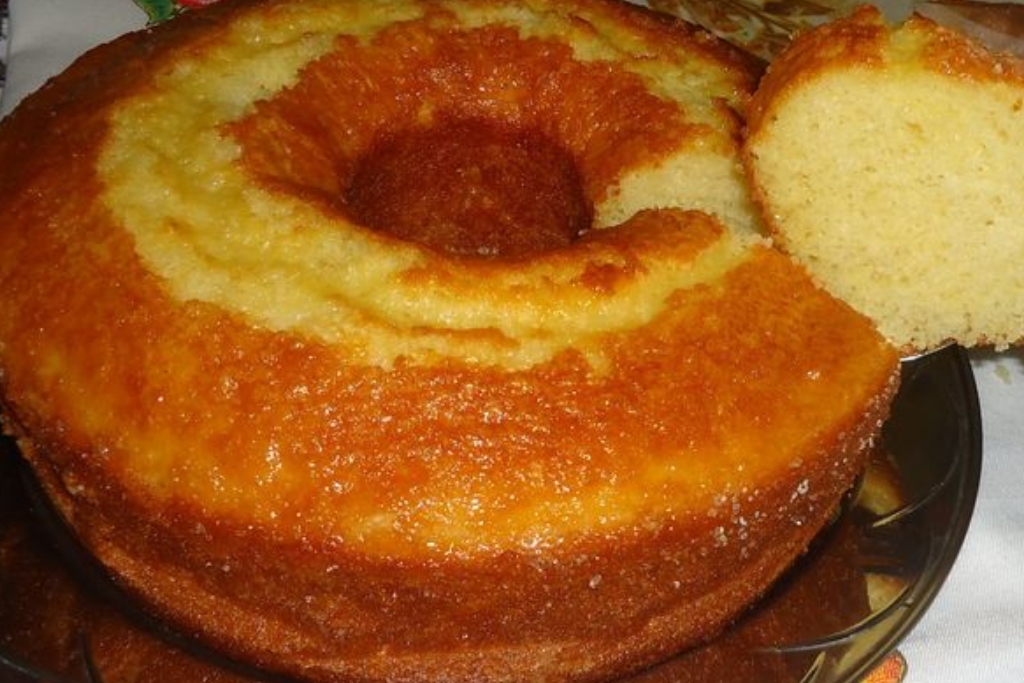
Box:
[744,7,887,136]
[0,444,887,683]
[3,241,899,682]
[747,6,1024,134]
[0,1,899,681]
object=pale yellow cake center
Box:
[98,2,759,371]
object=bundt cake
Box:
[744,5,1024,353]
[0,0,899,681]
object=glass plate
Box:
[0,345,981,683]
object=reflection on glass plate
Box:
[0,345,981,683]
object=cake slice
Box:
[744,6,1024,353]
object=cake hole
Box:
[344,117,592,258]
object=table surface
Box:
[1,1,1022,682]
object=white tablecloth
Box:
[2,1,1022,681]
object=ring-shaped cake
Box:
[0,1,899,681]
